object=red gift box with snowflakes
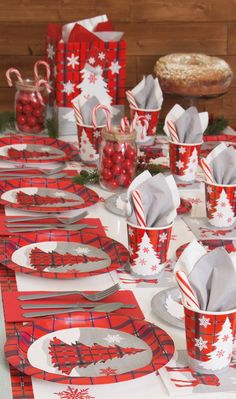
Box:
[184,306,236,373]
[205,183,236,228]
[169,141,202,182]
[45,16,126,136]
[127,222,172,279]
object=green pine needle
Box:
[204,116,229,136]
[73,169,99,185]
[46,117,59,138]
[0,111,15,131]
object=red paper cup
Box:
[184,304,236,373]
[127,221,172,279]
[77,124,105,164]
[130,106,160,144]
[169,141,202,182]
[205,182,236,228]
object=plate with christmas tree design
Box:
[1,230,129,279]
[176,239,236,259]
[151,287,185,329]
[4,313,175,384]
[0,135,78,163]
[0,177,99,212]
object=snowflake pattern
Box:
[128,245,134,256]
[47,43,55,59]
[62,81,75,95]
[128,227,134,237]
[88,74,97,84]
[54,386,95,399]
[199,315,211,328]
[151,264,157,271]
[88,57,95,65]
[67,54,79,69]
[159,232,168,243]
[223,334,229,342]
[216,349,225,358]
[176,160,184,169]
[139,258,146,266]
[194,336,208,351]
[93,130,100,138]
[99,366,117,375]
[98,51,106,60]
[179,146,186,154]
[145,113,152,121]
[143,247,149,253]
[109,60,121,74]
[103,334,124,344]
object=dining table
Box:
[0,131,236,399]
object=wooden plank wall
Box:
[1,0,236,125]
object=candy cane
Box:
[200,158,214,184]
[92,104,111,131]
[72,102,84,125]
[34,60,50,81]
[36,79,51,93]
[6,68,23,87]
[131,189,146,227]
[126,90,138,109]
[120,116,129,134]
[167,120,179,143]
[131,115,149,139]
[175,270,200,310]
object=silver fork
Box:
[6,210,88,225]
[0,173,66,180]
[18,283,120,302]
[0,164,65,175]
[7,224,97,232]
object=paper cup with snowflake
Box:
[205,182,236,228]
[184,304,236,373]
[77,124,105,164]
[127,221,172,279]
[169,141,202,183]
[130,107,160,144]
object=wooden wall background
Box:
[1,0,236,125]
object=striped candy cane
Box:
[126,90,138,109]
[167,120,179,143]
[72,101,84,125]
[92,104,111,131]
[131,189,146,227]
[36,79,51,106]
[120,116,129,134]
[175,270,200,310]
[200,158,214,184]
[131,115,149,139]
[34,60,50,81]
[6,68,23,87]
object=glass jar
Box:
[15,80,47,134]
[99,127,137,192]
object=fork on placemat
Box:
[18,283,120,302]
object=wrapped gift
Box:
[45,15,126,136]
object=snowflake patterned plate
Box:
[105,194,192,218]
[176,239,236,259]
[0,135,78,163]
[1,230,129,279]
[0,177,99,212]
[4,313,175,384]
[151,287,184,329]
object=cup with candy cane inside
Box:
[6,61,50,134]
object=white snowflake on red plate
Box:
[109,60,121,74]
[67,53,79,69]
[176,160,184,169]
[54,386,94,399]
[47,43,55,59]
[199,315,211,328]
[179,146,186,154]
[103,334,124,344]
[62,81,75,95]
[99,366,117,375]
[194,336,208,351]
[159,232,168,243]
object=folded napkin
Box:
[164,104,208,143]
[174,240,236,311]
[73,96,108,126]
[203,143,236,184]
[128,75,163,109]
[126,171,180,227]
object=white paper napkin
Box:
[203,143,236,184]
[128,75,163,109]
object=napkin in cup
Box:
[72,96,108,126]
[164,104,208,143]
[126,171,180,227]
[127,75,163,109]
[174,240,236,311]
[203,143,236,185]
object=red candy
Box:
[27,116,37,127]
[17,114,26,125]
[23,104,32,114]
[99,139,137,192]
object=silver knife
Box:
[7,224,98,232]
[0,173,66,180]
[21,301,136,309]
[23,303,128,318]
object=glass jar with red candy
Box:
[99,127,137,192]
[15,80,48,134]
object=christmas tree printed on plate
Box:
[12,241,111,273]
[206,184,236,228]
[0,143,64,160]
